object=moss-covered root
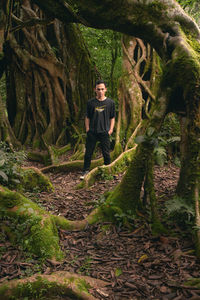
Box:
[0,186,63,261]
[19,166,54,192]
[145,154,167,235]
[41,157,104,174]
[183,278,200,289]
[0,271,108,300]
[40,145,124,175]
[52,208,103,231]
[77,146,136,189]
[27,145,71,165]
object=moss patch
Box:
[19,167,54,192]
[0,187,63,260]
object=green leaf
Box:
[167,136,181,143]
[0,159,5,167]
[115,268,122,277]
[146,127,155,137]
[18,207,26,213]
[135,135,145,144]
[0,170,8,182]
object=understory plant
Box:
[165,196,195,229]
[135,113,181,167]
[0,142,26,187]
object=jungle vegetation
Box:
[0,0,200,298]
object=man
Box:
[80,80,115,179]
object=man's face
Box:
[95,83,107,100]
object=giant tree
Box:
[31,0,200,250]
[1,1,97,161]
[1,0,200,297]
[1,0,200,253]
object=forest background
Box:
[1,0,200,299]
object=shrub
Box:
[0,142,26,187]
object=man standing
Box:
[80,80,115,179]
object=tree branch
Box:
[11,14,54,33]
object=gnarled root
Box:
[0,271,109,300]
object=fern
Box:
[165,196,194,223]
[153,146,167,166]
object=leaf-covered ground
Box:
[1,163,200,299]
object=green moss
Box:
[0,188,22,208]
[20,167,53,192]
[0,275,92,299]
[104,145,147,214]
[0,276,81,299]
[184,278,200,289]
[0,284,8,298]
[129,0,168,26]
[112,143,123,160]
[52,215,75,230]
[86,208,103,224]
[0,188,64,260]
[27,151,51,166]
[151,220,168,236]
[27,217,63,260]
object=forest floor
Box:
[1,160,200,299]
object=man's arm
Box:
[108,117,115,135]
[85,117,90,132]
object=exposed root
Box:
[78,146,136,188]
[0,271,108,300]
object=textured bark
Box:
[33,0,200,204]
[5,1,96,148]
[3,0,200,252]
[116,36,160,151]
[0,271,107,300]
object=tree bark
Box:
[0,271,107,300]
[5,1,96,148]
[33,0,200,216]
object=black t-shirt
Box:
[86,97,115,133]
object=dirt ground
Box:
[1,162,200,299]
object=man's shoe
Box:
[80,171,89,180]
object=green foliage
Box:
[79,25,122,98]
[78,256,92,275]
[10,276,66,299]
[0,142,26,187]
[135,113,181,166]
[94,194,106,208]
[161,113,180,138]
[114,209,136,228]
[177,0,200,21]
[97,167,114,181]
[165,196,195,227]
[184,278,200,288]
[153,136,180,167]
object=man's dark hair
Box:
[95,80,107,87]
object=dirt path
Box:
[1,164,200,299]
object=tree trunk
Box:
[36,0,200,222]
[5,1,96,148]
[116,35,160,152]
[4,0,200,252]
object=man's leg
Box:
[83,131,97,171]
[99,132,111,165]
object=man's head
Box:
[95,80,107,100]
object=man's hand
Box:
[108,129,113,135]
[85,117,90,133]
[108,118,115,135]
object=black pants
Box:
[83,131,111,171]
